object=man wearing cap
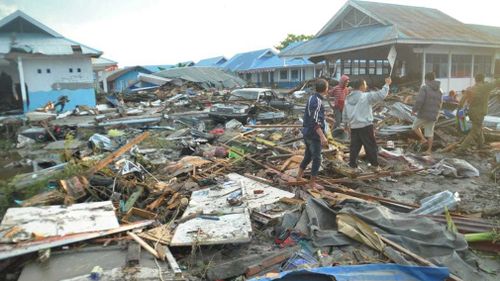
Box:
[330,75,350,129]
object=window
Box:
[474,55,492,76]
[291,69,299,80]
[245,73,251,81]
[376,60,383,75]
[368,60,376,75]
[359,60,366,75]
[37,69,42,74]
[69,68,73,73]
[280,70,288,80]
[425,54,448,78]
[451,55,472,78]
[352,60,359,75]
[77,68,81,73]
[343,59,351,75]
[46,68,51,74]
[383,60,389,74]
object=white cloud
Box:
[0,3,17,18]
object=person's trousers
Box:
[349,125,378,168]
[459,116,484,149]
[333,107,342,128]
[300,137,322,176]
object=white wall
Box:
[23,56,93,92]
[437,78,473,95]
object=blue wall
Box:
[254,81,301,89]
[28,88,96,111]
[113,70,143,92]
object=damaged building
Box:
[0,10,103,113]
[222,47,326,88]
[280,0,500,93]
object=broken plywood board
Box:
[226,173,295,209]
[0,220,154,260]
[170,209,252,246]
[1,201,118,239]
[170,173,294,246]
[181,173,295,216]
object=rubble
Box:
[0,81,499,281]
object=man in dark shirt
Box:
[297,79,328,190]
[457,74,495,152]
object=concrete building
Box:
[0,10,102,113]
[280,0,500,94]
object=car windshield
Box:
[229,90,259,101]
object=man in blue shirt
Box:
[297,79,329,190]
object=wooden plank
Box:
[0,220,154,260]
[138,224,173,245]
[87,131,150,175]
[128,231,160,259]
[164,246,183,277]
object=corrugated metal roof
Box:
[281,24,397,57]
[153,66,246,89]
[92,57,117,65]
[222,49,275,72]
[467,24,500,43]
[223,48,317,72]
[0,10,102,57]
[0,33,102,56]
[195,56,227,67]
[354,0,498,45]
[106,66,152,82]
[141,64,173,72]
[281,0,500,58]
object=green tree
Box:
[275,34,314,50]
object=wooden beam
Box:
[128,231,160,259]
[87,131,150,175]
[163,246,183,277]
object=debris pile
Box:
[0,82,499,281]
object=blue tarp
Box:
[249,264,449,281]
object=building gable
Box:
[331,6,381,32]
[0,10,62,37]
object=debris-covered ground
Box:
[0,78,499,281]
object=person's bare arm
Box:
[316,127,328,147]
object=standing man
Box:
[456,74,494,152]
[297,79,329,190]
[412,72,443,155]
[343,77,392,171]
[330,75,350,128]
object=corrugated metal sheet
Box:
[141,64,173,72]
[0,33,101,56]
[355,0,499,44]
[281,25,397,57]
[467,24,500,43]
[195,56,227,67]
[153,66,246,89]
[223,47,317,73]
[222,48,272,72]
[106,66,152,82]
[281,0,500,58]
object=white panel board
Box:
[1,201,119,238]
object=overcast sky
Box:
[1,0,499,67]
